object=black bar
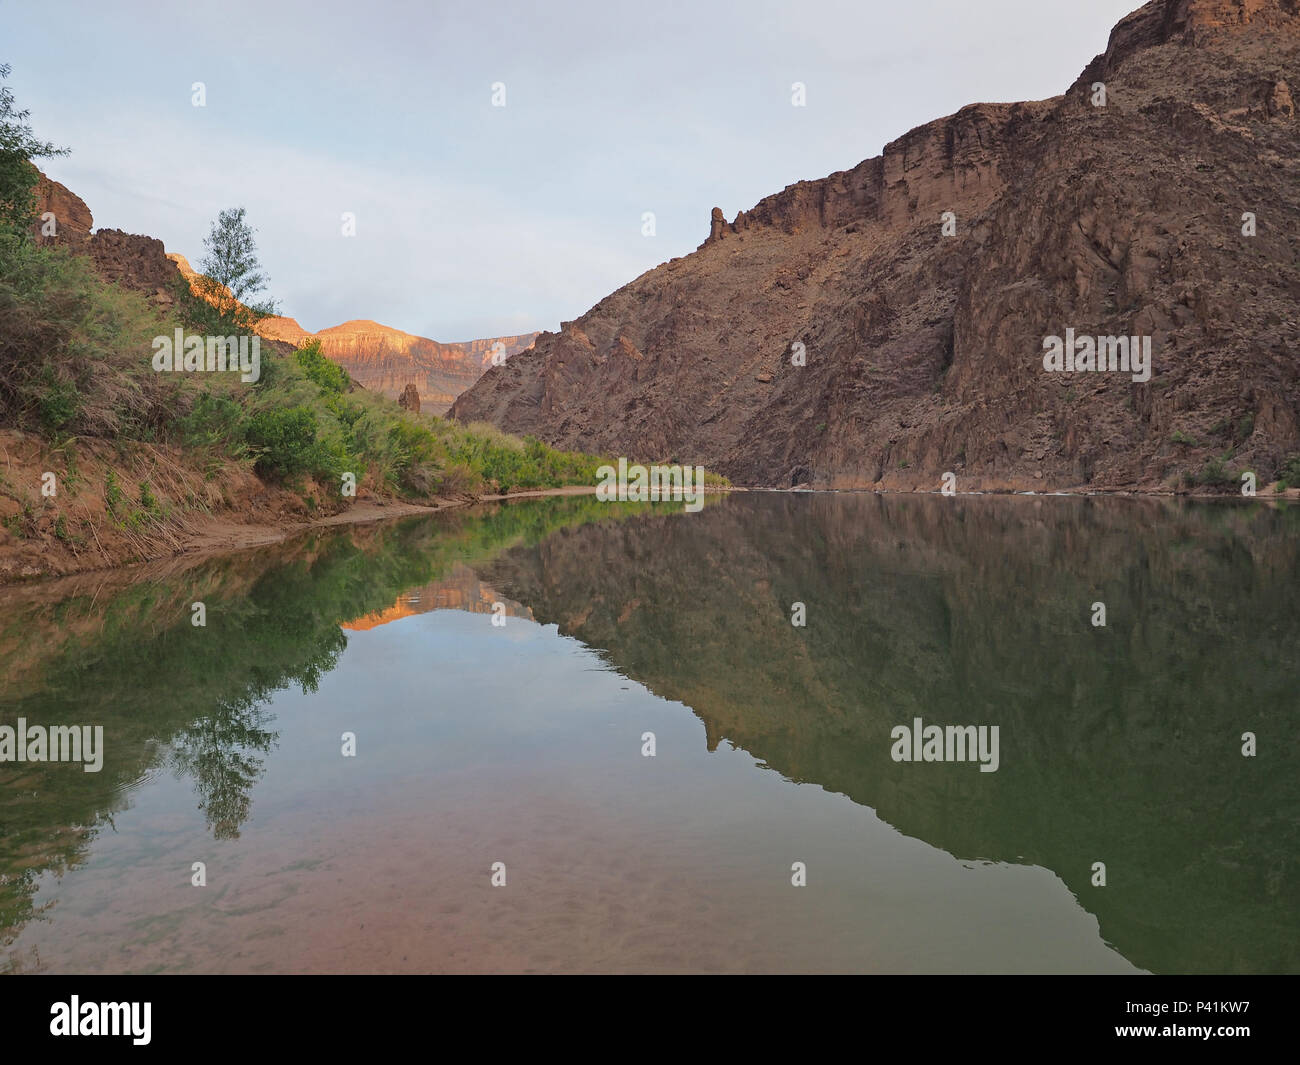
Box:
[0,975,1292,1052]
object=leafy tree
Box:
[198,206,275,310]
[0,62,69,231]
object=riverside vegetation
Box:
[0,66,612,580]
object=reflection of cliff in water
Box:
[475,492,1300,974]
[342,562,532,631]
[0,495,629,957]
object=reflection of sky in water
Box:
[2,493,1296,974]
[0,603,1136,975]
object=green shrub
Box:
[435,461,482,497]
[325,393,365,429]
[246,406,321,481]
[1200,457,1235,486]
[1183,456,1237,490]
[0,234,172,438]
[104,470,123,514]
[37,369,79,431]
[381,417,441,496]
[180,391,247,455]
[295,339,349,395]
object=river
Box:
[1,492,1295,973]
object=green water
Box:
[0,492,1295,973]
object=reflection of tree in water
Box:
[170,699,278,840]
[1,863,59,955]
[0,497,636,954]
[167,626,346,839]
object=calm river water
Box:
[1,492,1295,973]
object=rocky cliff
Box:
[451,0,1300,492]
[31,172,92,242]
[32,176,180,301]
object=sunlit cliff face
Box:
[166,256,538,413]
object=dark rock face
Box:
[452,0,1300,492]
[32,172,183,300]
[87,230,179,295]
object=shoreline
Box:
[1,479,1293,589]
[0,486,609,589]
[756,484,1300,500]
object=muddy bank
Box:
[5,451,1291,587]
[0,469,749,586]
[0,428,472,584]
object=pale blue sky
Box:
[7,0,1139,340]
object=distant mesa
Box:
[304,320,539,416]
[164,266,535,415]
[254,314,314,346]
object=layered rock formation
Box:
[452,0,1300,491]
[307,321,538,416]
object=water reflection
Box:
[471,493,1300,973]
[1,492,1296,973]
[0,497,629,947]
